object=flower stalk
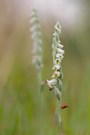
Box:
[30,9,44,135]
[46,22,65,124]
[30,9,43,93]
[30,9,43,73]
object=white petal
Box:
[57,48,64,54]
[54,59,60,64]
[55,22,61,34]
[56,53,61,58]
[57,43,63,48]
[52,71,60,78]
[52,64,60,70]
[47,79,57,88]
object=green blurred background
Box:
[0,0,90,135]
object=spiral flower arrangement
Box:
[30,9,43,71]
[46,22,64,123]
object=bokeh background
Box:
[0,0,90,135]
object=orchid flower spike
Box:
[30,9,43,71]
[46,22,65,123]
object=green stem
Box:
[38,70,44,135]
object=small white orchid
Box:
[57,43,63,48]
[52,64,60,71]
[57,48,64,54]
[52,71,60,78]
[46,79,57,89]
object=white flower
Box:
[57,43,63,48]
[52,64,60,70]
[54,59,60,65]
[46,79,57,88]
[55,22,61,34]
[52,71,60,78]
[57,48,64,54]
[56,53,64,59]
